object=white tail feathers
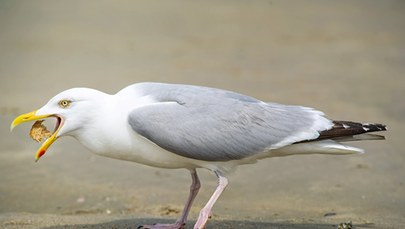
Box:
[270,140,364,157]
[332,133,386,142]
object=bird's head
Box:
[11,88,108,162]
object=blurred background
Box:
[0,0,404,228]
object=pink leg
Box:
[193,172,228,229]
[140,169,201,229]
[176,169,201,225]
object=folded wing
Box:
[128,83,333,161]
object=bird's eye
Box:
[58,100,71,108]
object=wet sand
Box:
[1,0,404,228]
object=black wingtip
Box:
[314,121,387,141]
[362,123,387,132]
[333,121,387,133]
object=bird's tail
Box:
[270,121,386,157]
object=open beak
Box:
[11,110,63,162]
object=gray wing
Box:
[128,83,332,161]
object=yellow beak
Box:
[11,110,60,162]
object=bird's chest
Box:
[73,122,194,169]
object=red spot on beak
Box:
[35,149,46,162]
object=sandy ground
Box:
[1,0,404,228]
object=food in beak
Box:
[29,120,52,143]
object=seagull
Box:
[11,82,386,229]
